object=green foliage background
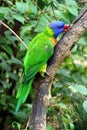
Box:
[0,0,87,130]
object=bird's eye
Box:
[58,25,64,28]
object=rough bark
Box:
[29,6,87,130]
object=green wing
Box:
[23,32,54,83]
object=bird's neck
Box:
[44,27,57,46]
[44,26,54,37]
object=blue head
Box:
[49,21,66,38]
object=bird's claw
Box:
[45,71,50,76]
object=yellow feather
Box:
[39,64,47,77]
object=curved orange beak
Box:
[63,24,69,32]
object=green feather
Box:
[16,27,54,112]
[15,78,33,113]
[23,62,45,84]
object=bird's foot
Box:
[40,71,50,77]
[45,71,50,76]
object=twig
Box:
[51,2,57,20]
[0,20,28,49]
[32,1,51,22]
[72,6,87,25]
[25,118,30,130]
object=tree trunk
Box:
[29,6,87,130]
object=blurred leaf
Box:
[0,7,11,14]
[8,102,16,110]
[21,24,34,37]
[56,11,70,23]
[12,14,25,24]
[69,122,75,130]
[1,44,13,55]
[0,37,7,44]
[15,111,28,119]
[83,100,87,113]
[8,72,19,80]
[46,125,53,130]
[57,69,70,78]
[81,75,87,83]
[35,16,47,32]
[69,84,87,95]
[0,52,9,60]
[4,31,18,47]
[53,82,63,88]
[29,2,37,15]
[1,81,10,89]
[62,116,68,122]
[71,44,78,52]
[8,56,22,65]
[65,0,78,16]
[58,103,68,110]
[3,0,13,5]
[67,6,78,16]
[65,0,78,7]
[16,2,28,13]
[78,36,87,46]
[1,60,11,71]
[12,121,21,130]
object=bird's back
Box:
[24,27,54,77]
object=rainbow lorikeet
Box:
[16,21,69,112]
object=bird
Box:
[15,21,69,112]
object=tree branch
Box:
[0,21,28,49]
[29,6,87,130]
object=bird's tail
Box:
[15,78,33,113]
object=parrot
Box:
[15,21,69,112]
